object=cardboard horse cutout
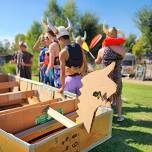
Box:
[77,62,117,133]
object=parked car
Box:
[121,53,136,77]
[0,55,13,65]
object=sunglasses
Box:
[57,37,61,41]
[44,37,49,40]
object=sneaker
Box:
[117,116,124,122]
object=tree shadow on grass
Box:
[90,128,152,152]
[123,106,152,113]
[90,104,152,152]
[112,105,152,129]
[113,116,152,129]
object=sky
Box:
[0,0,152,43]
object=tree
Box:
[132,36,147,59]
[79,12,102,59]
[11,34,26,53]
[135,5,152,52]
[0,41,6,55]
[3,39,11,49]
[0,39,13,55]
[44,0,64,26]
[26,21,42,75]
[15,34,26,45]
[125,34,136,52]
[44,0,80,30]
[80,12,99,43]
[63,0,80,30]
[26,21,42,51]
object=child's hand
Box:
[58,87,64,94]
[45,69,49,76]
[21,62,26,66]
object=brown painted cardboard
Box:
[0,81,19,90]
[77,62,117,133]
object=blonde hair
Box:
[108,27,117,38]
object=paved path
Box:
[122,78,152,85]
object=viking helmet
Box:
[72,31,87,43]
[47,18,72,39]
[18,41,27,48]
[103,24,124,38]
[41,18,48,32]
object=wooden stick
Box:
[47,107,77,128]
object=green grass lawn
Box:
[32,75,39,82]
[90,82,152,152]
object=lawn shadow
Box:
[90,104,152,152]
[123,106,152,113]
[113,116,152,129]
[90,128,152,152]
[113,104,152,128]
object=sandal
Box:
[117,116,124,122]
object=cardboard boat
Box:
[0,63,116,152]
[0,76,112,152]
[0,107,112,152]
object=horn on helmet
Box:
[81,31,87,41]
[66,18,72,31]
[117,29,124,34]
[117,29,125,37]
[41,17,48,31]
[72,32,76,41]
[47,18,58,34]
[103,24,109,34]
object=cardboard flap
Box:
[77,62,117,133]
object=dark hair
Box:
[19,42,27,48]
[21,45,27,48]
[60,35,69,40]
[47,30,56,37]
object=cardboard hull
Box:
[0,74,77,112]
[0,99,78,134]
[0,108,112,152]
[0,74,14,93]
[0,74,113,152]
[0,74,76,100]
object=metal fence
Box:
[135,63,152,80]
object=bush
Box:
[31,52,39,76]
[2,63,16,74]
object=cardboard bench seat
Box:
[0,81,19,90]
[0,90,39,107]
[0,74,9,82]
[0,99,78,134]
[0,74,19,93]
[15,111,77,143]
